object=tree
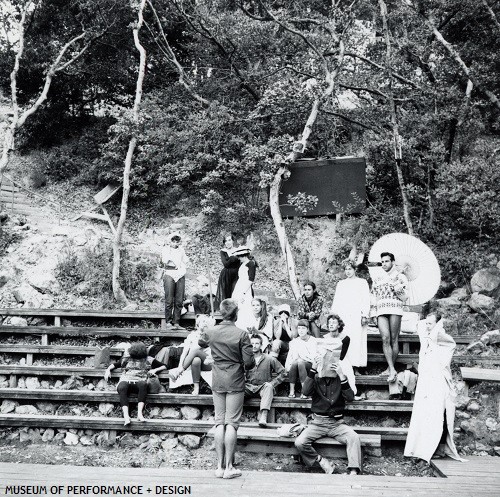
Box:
[111,0,148,305]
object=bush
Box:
[56,243,157,299]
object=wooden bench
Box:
[0,388,414,412]
[207,426,382,458]
[460,367,500,383]
[0,308,221,329]
[0,365,393,386]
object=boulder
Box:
[8,316,28,327]
[98,403,114,416]
[161,438,178,451]
[201,408,214,422]
[19,430,31,443]
[149,407,161,417]
[80,436,94,446]
[42,428,55,442]
[450,287,469,300]
[470,268,500,296]
[160,407,181,419]
[178,434,201,449]
[467,401,481,412]
[436,297,461,311]
[12,282,43,306]
[28,429,42,443]
[1,400,19,414]
[28,265,61,295]
[25,377,40,389]
[64,432,79,445]
[180,406,201,420]
[15,405,39,415]
[468,293,495,312]
[36,402,56,414]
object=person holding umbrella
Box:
[372,252,408,383]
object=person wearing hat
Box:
[161,232,189,330]
[270,303,298,365]
[231,245,258,331]
[285,319,320,398]
[198,298,255,479]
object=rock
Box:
[1,400,19,414]
[161,438,178,451]
[25,377,40,389]
[98,403,114,416]
[64,432,79,445]
[19,430,31,443]
[28,429,42,443]
[467,401,481,412]
[290,410,308,425]
[436,296,462,311]
[476,442,490,451]
[40,381,50,389]
[8,316,28,326]
[160,407,181,419]
[42,428,55,442]
[468,293,495,312]
[455,411,470,419]
[36,402,56,414]
[365,389,390,400]
[486,418,498,431]
[180,406,201,420]
[455,394,471,410]
[0,270,13,288]
[201,408,214,422]
[28,262,61,295]
[12,282,44,306]
[80,436,94,446]
[149,407,161,417]
[54,380,63,389]
[17,378,26,389]
[178,434,201,449]
[471,268,500,296]
[480,329,500,345]
[74,281,92,295]
[15,405,39,415]
[119,433,137,448]
[53,433,66,442]
[170,223,184,230]
[96,430,116,447]
[122,303,138,311]
[450,287,469,301]
[381,418,397,427]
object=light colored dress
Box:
[404,320,464,463]
[233,260,256,331]
[331,277,370,367]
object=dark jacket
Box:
[246,354,285,388]
[302,367,354,418]
[199,320,255,392]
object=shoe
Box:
[258,412,268,427]
[288,393,296,398]
[223,468,242,479]
[165,322,174,330]
[214,468,224,478]
[173,323,186,331]
[318,456,334,474]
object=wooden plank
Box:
[93,182,121,205]
[460,367,500,382]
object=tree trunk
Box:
[379,0,414,235]
[111,0,147,305]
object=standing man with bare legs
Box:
[372,252,408,383]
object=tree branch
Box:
[321,109,383,133]
[482,0,500,33]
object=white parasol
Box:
[368,233,440,305]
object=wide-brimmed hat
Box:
[233,245,250,256]
[277,303,291,316]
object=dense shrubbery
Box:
[55,243,157,299]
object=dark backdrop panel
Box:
[279,157,366,217]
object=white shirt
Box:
[161,245,188,282]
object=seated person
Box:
[148,341,183,369]
[245,334,285,427]
[294,350,361,475]
[245,298,273,352]
[297,281,325,338]
[104,342,171,426]
[270,303,298,365]
[285,320,320,398]
[171,314,215,395]
[189,275,217,315]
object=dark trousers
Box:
[117,381,147,407]
[288,360,312,385]
[163,275,185,324]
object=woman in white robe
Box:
[404,313,464,463]
[330,260,370,373]
[232,246,257,331]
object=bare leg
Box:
[224,425,238,471]
[122,406,131,426]
[137,402,145,422]
[389,314,402,379]
[378,316,396,380]
[214,424,225,472]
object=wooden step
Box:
[0,388,414,412]
[0,414,405,440]
[460,367,500,382]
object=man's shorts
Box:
[212,391,245,429]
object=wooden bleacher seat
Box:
[460,367,500,383]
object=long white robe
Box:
[233,262,254,331]
[404,320,464,463]
[331,277,370,367]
